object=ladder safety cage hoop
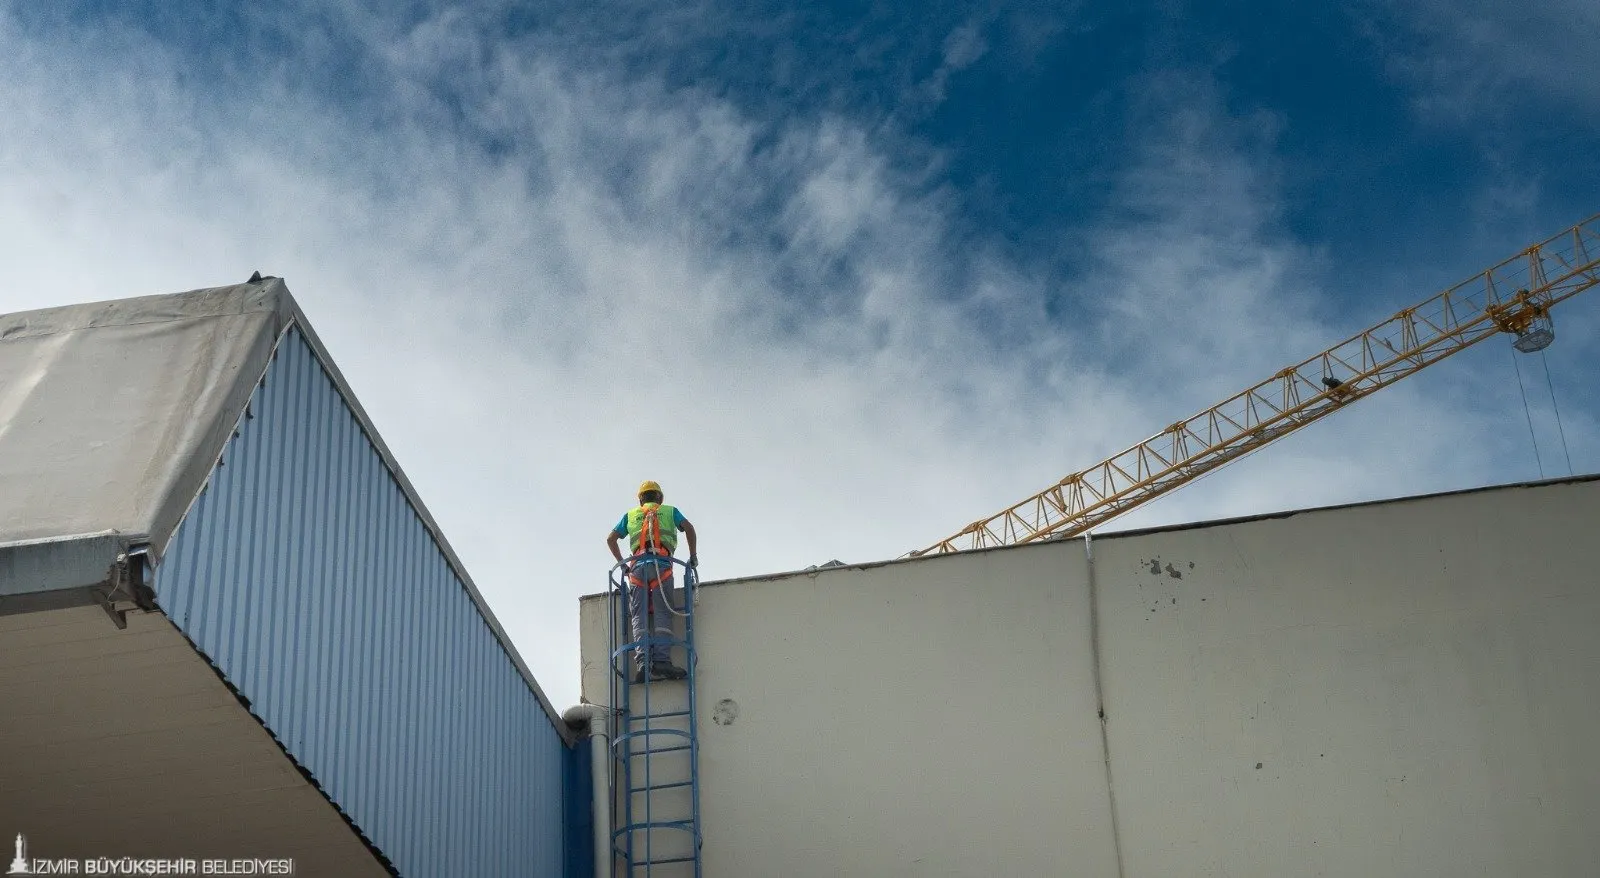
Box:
[604,552,706,876]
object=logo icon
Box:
[6,833,28,875]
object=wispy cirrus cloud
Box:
[1360,0,1600,121]
[1,3,1591,707]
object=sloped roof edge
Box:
[0,281,291,552]
[266,283,577,744]
[0,279,574,743]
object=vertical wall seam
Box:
[1084,533,1128,878]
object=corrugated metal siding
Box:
[153,326,570,877]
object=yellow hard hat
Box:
[638,480,662,497]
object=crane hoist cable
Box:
[910,214,1600,557]
[1510,345,1545,478]
[1539,350,1575,476]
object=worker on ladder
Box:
[607,480,699,683]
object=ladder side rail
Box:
[605,564,635,873]
[682,565,704,878]
[606,554,704,875]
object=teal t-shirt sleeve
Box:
[612,514,628,537]
[674,509,689,531]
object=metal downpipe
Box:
[563,703,614,878]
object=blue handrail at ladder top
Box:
[607,554,704,877]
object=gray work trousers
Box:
[628,574,678,668]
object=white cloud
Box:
[918,19,990,107]
[1361,0,1600,120]
[0,7,1590,710]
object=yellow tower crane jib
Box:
[910,215,1600,557]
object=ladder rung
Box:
[613,821,696,839]
[628,710,690,721]
[610,666,697,680]
[622,744,691,756]
[613,727,690,747]
[610,639,696,662]
[630,779,693,793]
[631,856,697,867]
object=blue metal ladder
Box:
[607,555,703,876]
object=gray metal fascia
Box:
[0,532,132,597]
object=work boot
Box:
[651,661,688,680]
[633,666,649,684]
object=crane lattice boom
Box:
[912,215,1600,556]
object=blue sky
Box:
[2,0,1597,706]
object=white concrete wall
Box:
[578,477,1600,877]
[581,546,1121,877]
[1092,478,1600,877]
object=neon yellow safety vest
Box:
[626,503,679,555]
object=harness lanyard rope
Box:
[632,507,672,589]
[642,508,665,554]
[639,506,693,618]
